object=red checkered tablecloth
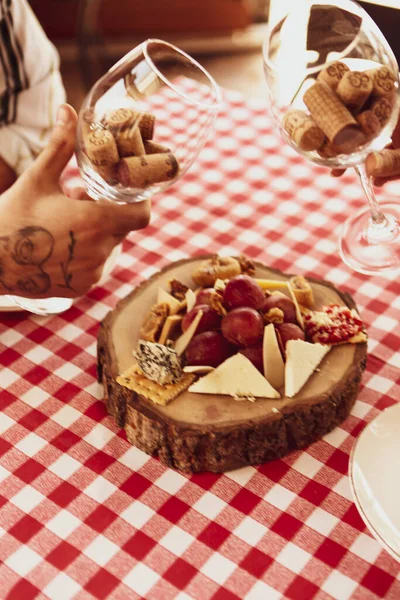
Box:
[1,89,400,600]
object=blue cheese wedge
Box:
[134,340,183,385]
[188,353,280,399]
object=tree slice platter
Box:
[97,256,367,473]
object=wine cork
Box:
[138,112,155,140]
[355,110,381,140]
[144,140,171,154]
[282,109,325,151]
[336,71,373,111]
[366,148,400,178]
[124,74,139,100]
[105,108,155,140]
[317,61,349,91]
[367,66,396,97]
[370,96,393,128]
[85,129,119,182]
[115,125,145,157]
[82,108,95,138]
[106,108,138,131]
[303,81,357,146]
[117,153,179,188]
[317,138,340,159]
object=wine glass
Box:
[76,38,222,204]
[6,40,221,316]
[263,0,400,275]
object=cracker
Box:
[117,364,195,406]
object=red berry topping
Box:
[304,304,363,344]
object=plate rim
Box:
[349,402,400,562]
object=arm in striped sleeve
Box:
[0,0,66,181]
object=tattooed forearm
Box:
[0,226,54,295]
[57,231,77,292]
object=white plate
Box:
[0,296,24,312]
[349,402,400,561]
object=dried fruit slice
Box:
[304,304,363,344]
[289,275,314,308]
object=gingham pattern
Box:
[1,89,400,600]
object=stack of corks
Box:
[283,63,397,160]
[83,107,180,188]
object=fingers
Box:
[66,186,93,201]
[98,198,152,236]
[365,149,400,180]
[22,104,78,192]
[373,174,400,187]
[331,169,346,178]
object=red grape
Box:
[239,344,263,372]
[223,275,265,310]
[261,292,297,323]
[221,307,264,347]
[185,331,233,367]
[275,323,305,353]
[182,304,221,334]
[195,288,215,307]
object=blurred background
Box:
[29,0,400,111]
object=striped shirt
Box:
[0,0,66,175]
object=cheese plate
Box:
[98,255,367,472]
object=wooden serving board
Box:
[97,256,367,473]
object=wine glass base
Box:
[338,201,400,275]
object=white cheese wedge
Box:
[285,340,330,398]
[157,288,181,315]
[214,278,226,291]
[287,282,304,329]
[158,315,183,345]
[174,310,203,356]
[185,289,197,312]
[263,324,285,390]
[183,365,214,374]
[188,353,280,398]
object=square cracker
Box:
[117,364,195,406]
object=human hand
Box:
[0,104,151,299]
[331,113,400,185]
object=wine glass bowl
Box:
[263,0,400,274]
[76,39,221,204]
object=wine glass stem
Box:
[355,163,385,224]
[354,163,399,244]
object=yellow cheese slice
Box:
[255,279,288,290]
[185,289,197,312]
[263,324,285,390]
[188,353,280,398]
[157,288,181,315]
[174,310,203,356]
[158,315,183,345]
[287,282,304,329]
[285,340,330,398]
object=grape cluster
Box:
[185,275,304,371]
